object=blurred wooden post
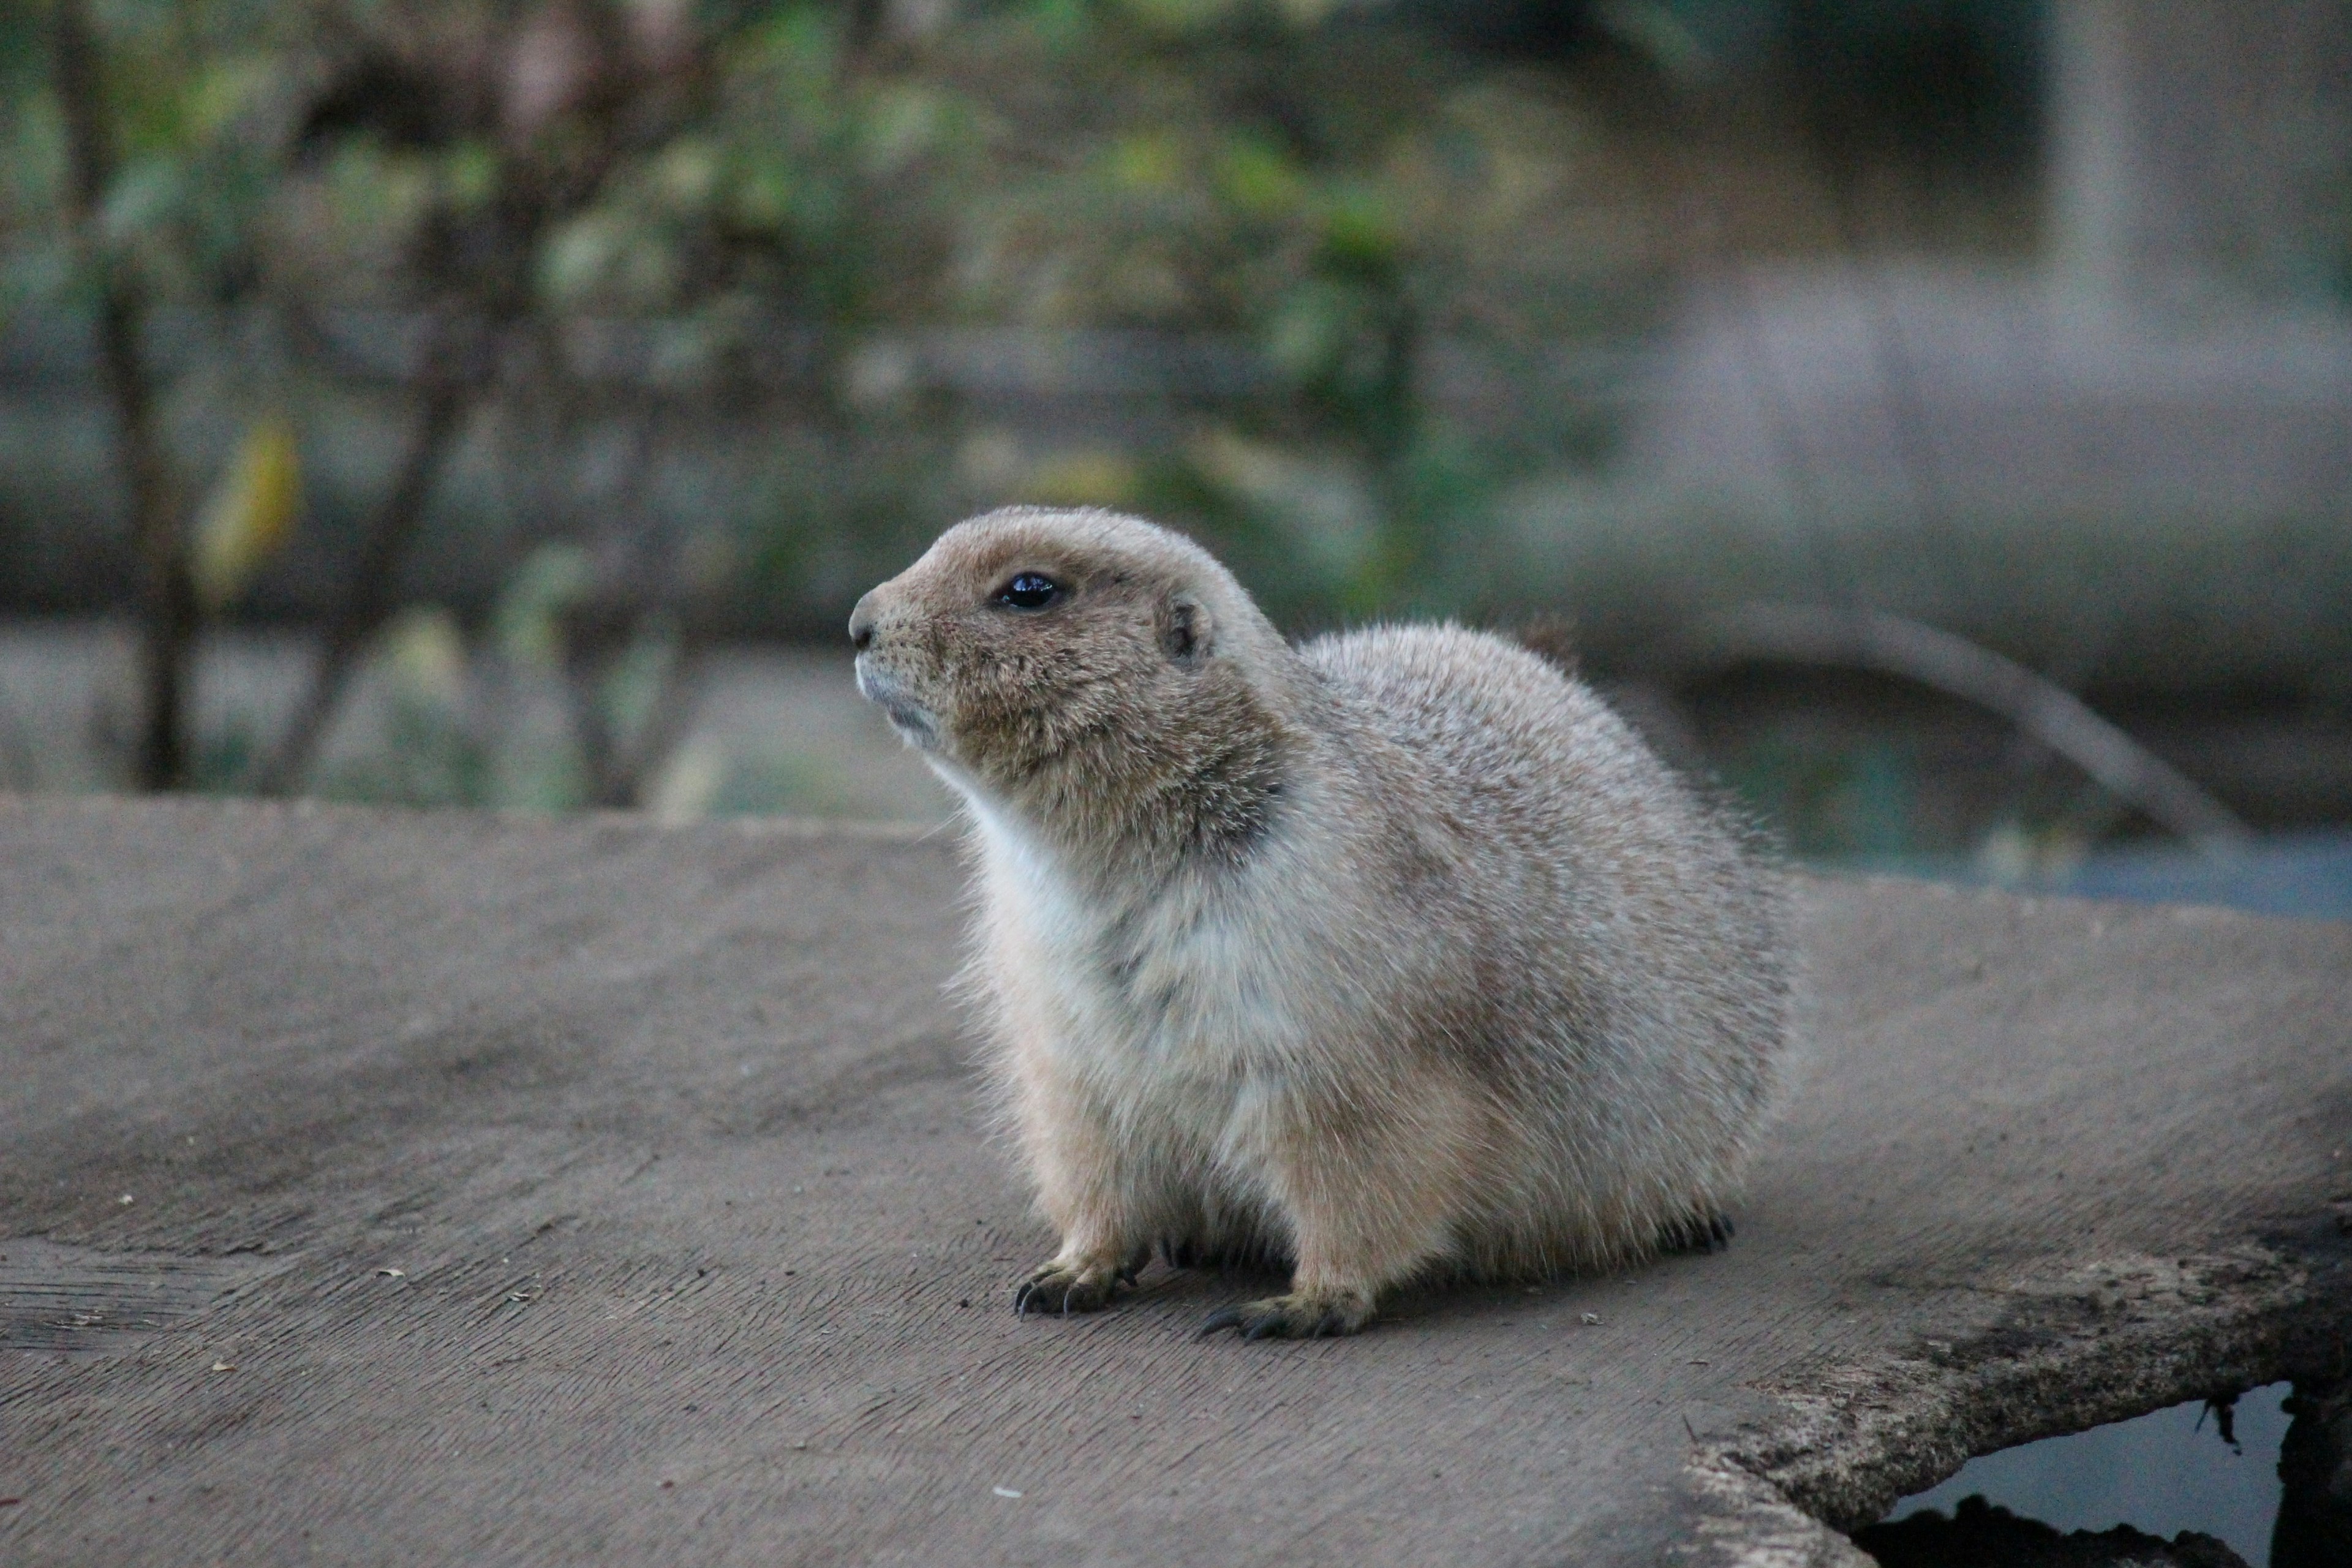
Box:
[2051,0,2352,321]
[52,0,195,791]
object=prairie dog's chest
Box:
[976,827,1297,1074]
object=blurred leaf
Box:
[99,153,186,244]
[1317,181,1400,273]
[541,204,685,309]
[1263,277,1365,380]
[193,413,302,612]
[599,620,682,744]
[1020,0,1091,53]
[727,154,794,232]
[1106,130,1185,195]
[859,84,941,178]
[383,606,470,710]
[108,48,202,157]
[652,137,721,211]
[324,142,434,235]
[443,140,502,211]
[1214,135,1306,217]
[494,543,594,667]
[186,57,274,141]
[742,6,841,89]
[541,209,628,306]
[648,736,727,824]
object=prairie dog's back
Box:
[1305,624,1651,835]
[1303,623,1783,1267]
[1306,619,1778,979]
[1304,622,1738,884]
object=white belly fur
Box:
[956,774,1324,1243]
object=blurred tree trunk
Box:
[54,0,194,791]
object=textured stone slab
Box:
[0,796,2345,1566]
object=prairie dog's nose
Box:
[848,592,878,652]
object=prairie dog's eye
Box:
[995,571,1062,610]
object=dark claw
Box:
[1014,1261,1133,1319]
[1014,1268,1068,1316]
[1242,1313,1281,1341]
[1196,1304,1245,1338]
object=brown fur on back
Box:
[850,507,1785,1335]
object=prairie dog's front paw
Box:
[1011,1255,1136,1317]
[1197,1285,1375,1340]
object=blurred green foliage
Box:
[9,0,2183,871]
[0,0,1672,638]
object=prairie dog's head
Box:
[849,507,1291,817]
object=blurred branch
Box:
[1671,603,2254,854]
[255,364,465,794]
[608,644,704,804]
[561,608,706,809]
[253,0,704,798]
[54,0,195,791]
[551,411,709,810]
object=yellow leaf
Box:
[194,415,302,612]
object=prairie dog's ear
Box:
[1160,592,1213,667]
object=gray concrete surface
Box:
[1,796,2347,1566]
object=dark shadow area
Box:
[1854,1379,2352,1568]
[1856,1496,2250,1568]
[2271,1381,2352,1568]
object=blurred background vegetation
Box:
[1,0,2347,906]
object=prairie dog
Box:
[849,507,1784,1338]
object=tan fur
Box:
[849,507,1785,1338]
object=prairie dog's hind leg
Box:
[1200,1068,1480,1340]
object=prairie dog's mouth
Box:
[854,659,940,749]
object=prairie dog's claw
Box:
[1657,1210,1737,1256]
[1196,1289,1373,1341]
[1012,1259,1127,1317]
[1195,1304,1244,1338]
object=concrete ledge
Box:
[1,796,2346,1565]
